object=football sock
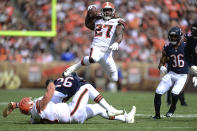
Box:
[168,93,178,113]
[179,92,186,105]
[154,93,162,116]
[166,90,171,104]
[85,85,113,111]
[81,56,91,66]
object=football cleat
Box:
[165,112,173,118]
[62,64,81,77]
[107,105,123,117]
[3,102,17,117]
[152,115,161,119]
[125,106,136,123]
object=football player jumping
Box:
[3,72,136,124]
[153,26,189,119]
[184,20,197,87]
[62,2,126,91]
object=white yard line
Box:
[0,127,196,131]
[136,113,197,118]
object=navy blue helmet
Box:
[168,26,183,45]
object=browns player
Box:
[153,26,189,119]
[62,2,126,91]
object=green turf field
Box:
[0,89,197,131]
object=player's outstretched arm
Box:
[3,102,18,117]
[85,5,98,30]
[39,82,55,111]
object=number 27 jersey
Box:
[92,18,124,48]
[164,42,188,74]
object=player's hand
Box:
[88,5,96,10]
[191,66,197,76]
[160,66,167,74]
[109,42,119,50]
[193,77,197,87]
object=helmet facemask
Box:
[168,27,182,46]
[169,34,181,45]
[101,8,115,20]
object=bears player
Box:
[153,26,189,119]
[184,20,197,87]
[62,2,126,91]
[3,73,136,124]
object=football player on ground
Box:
[184,20,197,87]
[153,26,189,119]
[3,72,136,124]
[62,2,126,91]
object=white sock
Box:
[81,56,90,65]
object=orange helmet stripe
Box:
[102,2,115,9]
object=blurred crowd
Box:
[0,0,197,64]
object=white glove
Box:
[109,42,119,50]
[191,66,197,76]
[160,66,167,74]
[193,77,197,87]
[88,5,96,10]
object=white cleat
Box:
[107,106,123,117]
[63,68,73,77]
[63,63,81,77]
[125,106,136,123]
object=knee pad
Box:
[109,72,118,82]
[89,57,95,63]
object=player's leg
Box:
[166,74,187,117]
[63,47,100,77]
[84,84,123,116]
[153,73,173,119]
[68,85,90,123]
[100,53,118,92]
[179,91,187,106]
[166,89,172,105]
[86,104,136,123]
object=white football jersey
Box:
[30,100,70,123]
[92,18,123,48]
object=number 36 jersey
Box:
[164,42,188,74]
[92,18,125,48]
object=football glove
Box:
[160,66,167,75]
[191,66,197,76]
[193,77,197,87]
[109,42,119,51]
[88,5,96,10]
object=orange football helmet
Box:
[19,97,34,115]
[101,2,115,20]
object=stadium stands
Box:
[0,0,197,64]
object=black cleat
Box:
[181,103,188,106]
[152,115,161,119]
[165,112,173,118]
